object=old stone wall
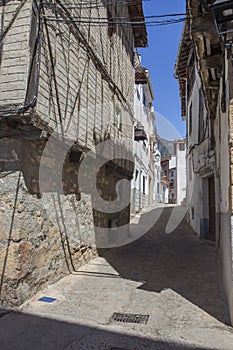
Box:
[0,133,133,307]
[0,137,98,308]
[0,0,136,308]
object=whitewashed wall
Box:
[131,83,150,212]
[186,67,209,235]
[176,142,186,205]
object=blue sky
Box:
[139,0,186,138]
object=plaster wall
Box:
[220,56,233,325]
[176,143,187,205]
[169,156,176,170]
[186,67,208,236]
[161,184,169,204]
[131,83,151,213]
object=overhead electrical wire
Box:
[40,2,199,28]
[42,16,187,27]
[0,0,199,120]
[42,13,187,20]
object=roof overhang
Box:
[135,61,148,84]
[174,21,191,120]
[128,2,148,47]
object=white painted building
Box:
[169,156,176,204]
[160,139,186,205]
[161,180,169,204]
[131,53,160,213]
[174,139,187,206]
[153,141,162,203]
[176,6,233,324]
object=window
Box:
[170,170,174,177]
[192,207,195,220]
[189,103,192,135]
[179,143,185,151]
[142,176,146,194]
[142,87,146,107]
[198,88,205,142]
[69,151,82,163]
[157,183,160,194]
[115,104,122,131]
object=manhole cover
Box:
[111,312,149,325]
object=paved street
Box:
[0,206,233,350]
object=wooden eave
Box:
[134,61,154,100]
[135,62,147,84]
[175,22,191,120]
[189,0,222,121]
[128,2,148,47]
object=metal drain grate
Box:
[111,312,149,325]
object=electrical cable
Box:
[41,15,187,27]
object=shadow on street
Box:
[98,206,228,325]
[0,311,219,350]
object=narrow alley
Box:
[0,206,232,350]
[1,1,233,348]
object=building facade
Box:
[175,0,233,324]
[0,0,147,307]
[169,155,177,204]
[152,140,162,203]
[174,138,187,206]
[131,53,158,213]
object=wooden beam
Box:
[200,54,222,69]
[192,16,216,34]
[209,80,220,89]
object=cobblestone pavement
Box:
[0,206,233,350]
